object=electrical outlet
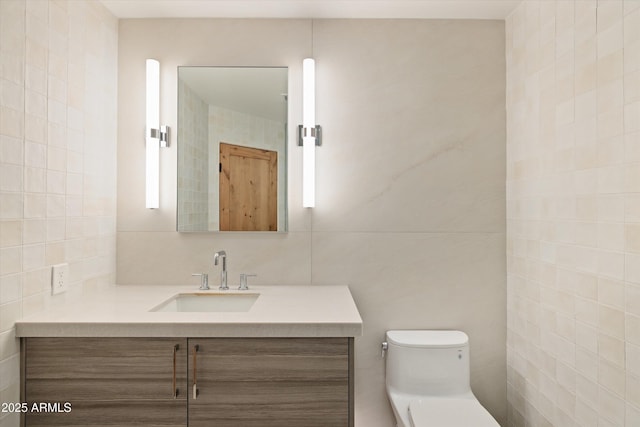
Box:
[51,263,69,295]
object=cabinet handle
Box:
[173,344,179,398]
[192,344,199,399]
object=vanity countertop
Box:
[15,285,363,338]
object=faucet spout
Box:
[213,250,228,290]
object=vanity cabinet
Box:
[21,337,188,427]
[21,337,354,427]
[189,338,352,427]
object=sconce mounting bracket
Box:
[297,125,322,147]
[149,125,171,147]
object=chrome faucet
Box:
[213,250,228,290]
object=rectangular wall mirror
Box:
[177,66,288,232]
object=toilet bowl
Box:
[383,330,499,427]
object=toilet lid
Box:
[409,398,500,427]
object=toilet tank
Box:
[385,330,471,396]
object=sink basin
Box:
[150,293,259,312]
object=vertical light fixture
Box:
[145,59,169,209]
[299,57,321,208]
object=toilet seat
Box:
[409,397,499,427]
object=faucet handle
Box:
[191,273,209,290]
[239,273,257,290]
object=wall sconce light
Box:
[145,58,170,209]
[298,57,321,208]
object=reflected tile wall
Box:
[177,79,208,231]
[506,1,640,425]
[0,1,117,426]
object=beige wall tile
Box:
[629,284,640,316]
[628,313,640,345]
[0,221,22,248]
[22,243,45,272]
[0,80,24,111]
[597,21,623,59]
[626,101,640,133]
[0,193,23,220]
[507,0,640,424]
[628,343,640,377]
[0,136,23,166]
[626,373,640,409]
[599,385,626,425]
[624,7,640,44]
[628,253,640,284]
[0,0,118,420]
[625,39,640,73]
[599,277,625,309]
[0,247,21,276]
[0,300,21,333]
[628,403,640,427]
[0,274,22,305]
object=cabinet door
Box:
[188,338,352,427]
[22,337,188,427]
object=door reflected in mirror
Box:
[219,143,277,231]
[177,67,288,232]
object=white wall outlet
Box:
[51,263,69,295]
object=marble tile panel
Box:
[312,231,506,424]
[112,16,509,427]
[116,231,311,286]
[310,20,505,233]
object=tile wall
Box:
[506,1,640,425]
[116,19,506,426]
[0,1,117,426]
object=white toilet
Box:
[383,330,499,427]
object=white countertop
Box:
[15,285,363,338]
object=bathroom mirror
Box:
[177,66,288,232]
